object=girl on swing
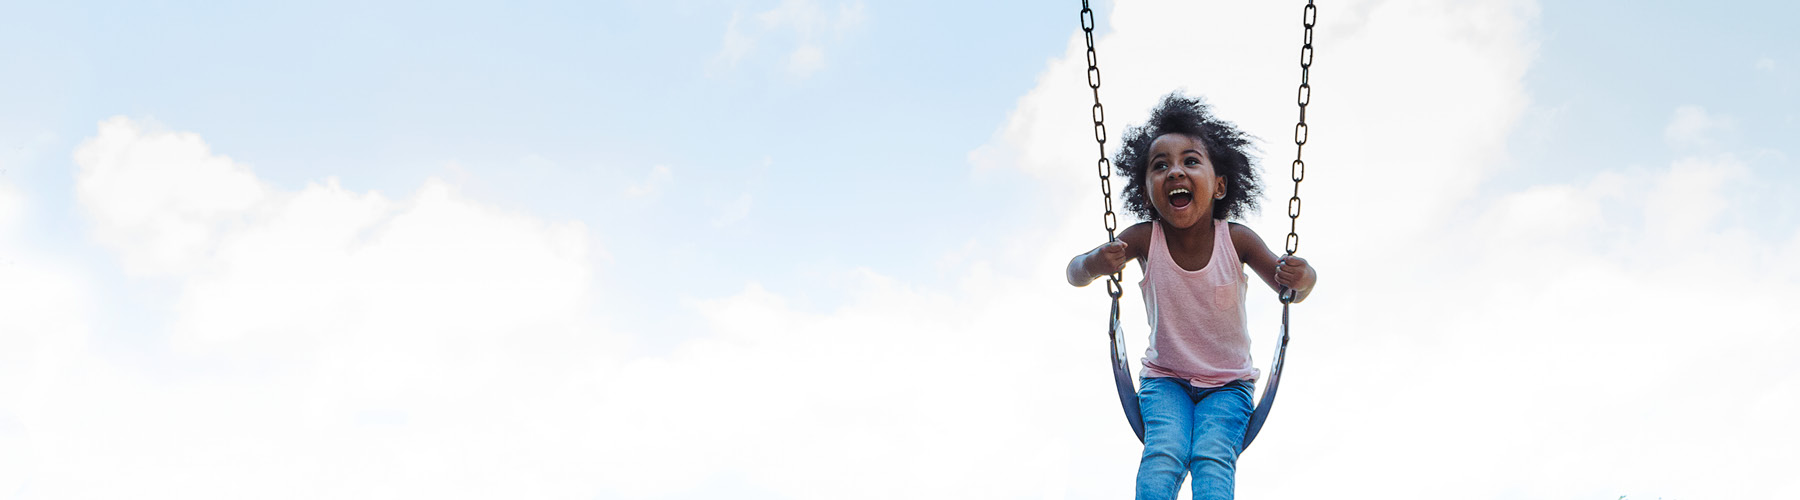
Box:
[1065,92,1318,500]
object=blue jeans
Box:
[1134,377,1254,500]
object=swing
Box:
[1078,0,1317,450]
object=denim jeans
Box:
[1134,377,1254,500]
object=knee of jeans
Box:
[1142,435,1186,460]
[1141,432,1191,466]
[1189,434,1242,468]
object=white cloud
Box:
[625,164,673,198]
[710,11,756,73]
[710,0,866,79]
[786,44,826,78]
[74,117,271,276]
[19,116,631,497]
[0,262,90,495]
[587,273,1104,499]
[0,176,22,233]
[20,115,1115,499]
[1664,104,1736,148]
[1756,56,1777,72]
[711,192,754,227]
[0,167,96,497]
[1425,154,1799,499]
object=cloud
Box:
[587,273,1109,499]
[710,0,866,79]
[74,117,271,276]
[711,11,756,73]
[0,158,95,497]
[1664,105,1736,148]
[625,164,673,198]
[31,114,1104,499]
[0,260,90,496]
[1426,153,1799,499]
[18,116,631,497]
[786,44,826,78]
[0,175,22,234]
[711,192,753,227]
[21,115,1115,499]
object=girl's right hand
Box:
[1086,240,1131,276]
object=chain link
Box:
[1083,1,1313,299]
[1080,0,1318,447]
[1082,0,1123,299]
[1278,1,1316,303]
[1285,2,1315,258]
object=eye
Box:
[1184,157,1201,166]
[1152,161,1168,170]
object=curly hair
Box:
[1114,92,1261,222]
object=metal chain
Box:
[1081,1,1312,298]
[1286,2,1314,257]
[1280,1,1315,303]
[1081,0,1123,300]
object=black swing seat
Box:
[1106,293,1294,449]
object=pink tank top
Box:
[1138,220,1260,387]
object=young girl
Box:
[1066,93,1318,500]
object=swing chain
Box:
[1285,1,1315,259]
[1081,0,1123,299]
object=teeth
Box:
[1168,188,1190,196]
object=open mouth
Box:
[1168,188,1193,208]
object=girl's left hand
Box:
[1274,255,1310,289]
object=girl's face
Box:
[1145,133,1226,229]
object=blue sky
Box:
[1514,1,1795,193]
[2,1,1797,498]
[5,0,1794,341]
[2,0,1087,349]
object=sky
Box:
[0,0,1796,498]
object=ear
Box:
[1213,175,1228,200]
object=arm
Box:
[1067,222,1152,287]
[1230,223,1318,303]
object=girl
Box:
[1065,93,1318,500]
